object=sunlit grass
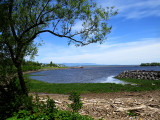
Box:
[24,74,160,94]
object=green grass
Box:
[24,74,160,94]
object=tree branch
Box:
[5,41,16,63]
[27,30,86,45]
[36,0,50,23]
[62,22,73,36]
[9,0,18,41]
[19,22,45,40]
[53,19,61,32]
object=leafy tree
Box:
[0,0,117,96]
[140,62,160,66]
[50,61,53,67]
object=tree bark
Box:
[16,64,28,96]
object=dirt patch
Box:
[30,90,160,120]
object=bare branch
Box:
[62,22,73,36]
[68,23,96,37]
[53,19,61,32]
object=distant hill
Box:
[60,63,98,67]
[42,62,139,67]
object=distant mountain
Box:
[41,62,138,67]
[60,63,98,67]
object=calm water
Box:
[29,66,160,84]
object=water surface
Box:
[29,66,160,84]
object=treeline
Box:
[22,60,42,72]
[140,62,160,66]
[0,59,42,74]
[43,61,65,68]
[0,59,65,74]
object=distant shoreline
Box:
[23,67,68,74]
[23,66,84,74]
[23,65,160,75]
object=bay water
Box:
[29,66,160,84]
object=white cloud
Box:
[72,21,83,31]
[35,38,160,65]
[95,43,160,64]
[99,0,160,19]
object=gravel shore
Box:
[30,90,160,120]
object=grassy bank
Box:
[25,74,160,94]
[23,66,68,74]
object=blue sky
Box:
[32,0,160,65]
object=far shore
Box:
[23,67,67,74]
[23,66,83,74]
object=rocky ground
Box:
[30,90,160,120]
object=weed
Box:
[127,110,138,117]
[68,91,83,113]
[6,95,93,120]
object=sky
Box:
[33,0,160,65]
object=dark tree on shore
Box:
[50,61,53,67]
[0,0,118,96]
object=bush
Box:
[7,109,93,120]
[7,94,93,120]
[0,74,32,120]
[68,91,83,113]
[0,75,92,120]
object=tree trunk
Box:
[16,64,28,96]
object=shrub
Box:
[68,91,83,113]
[7,95,93,120]
[0,74,31,120]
